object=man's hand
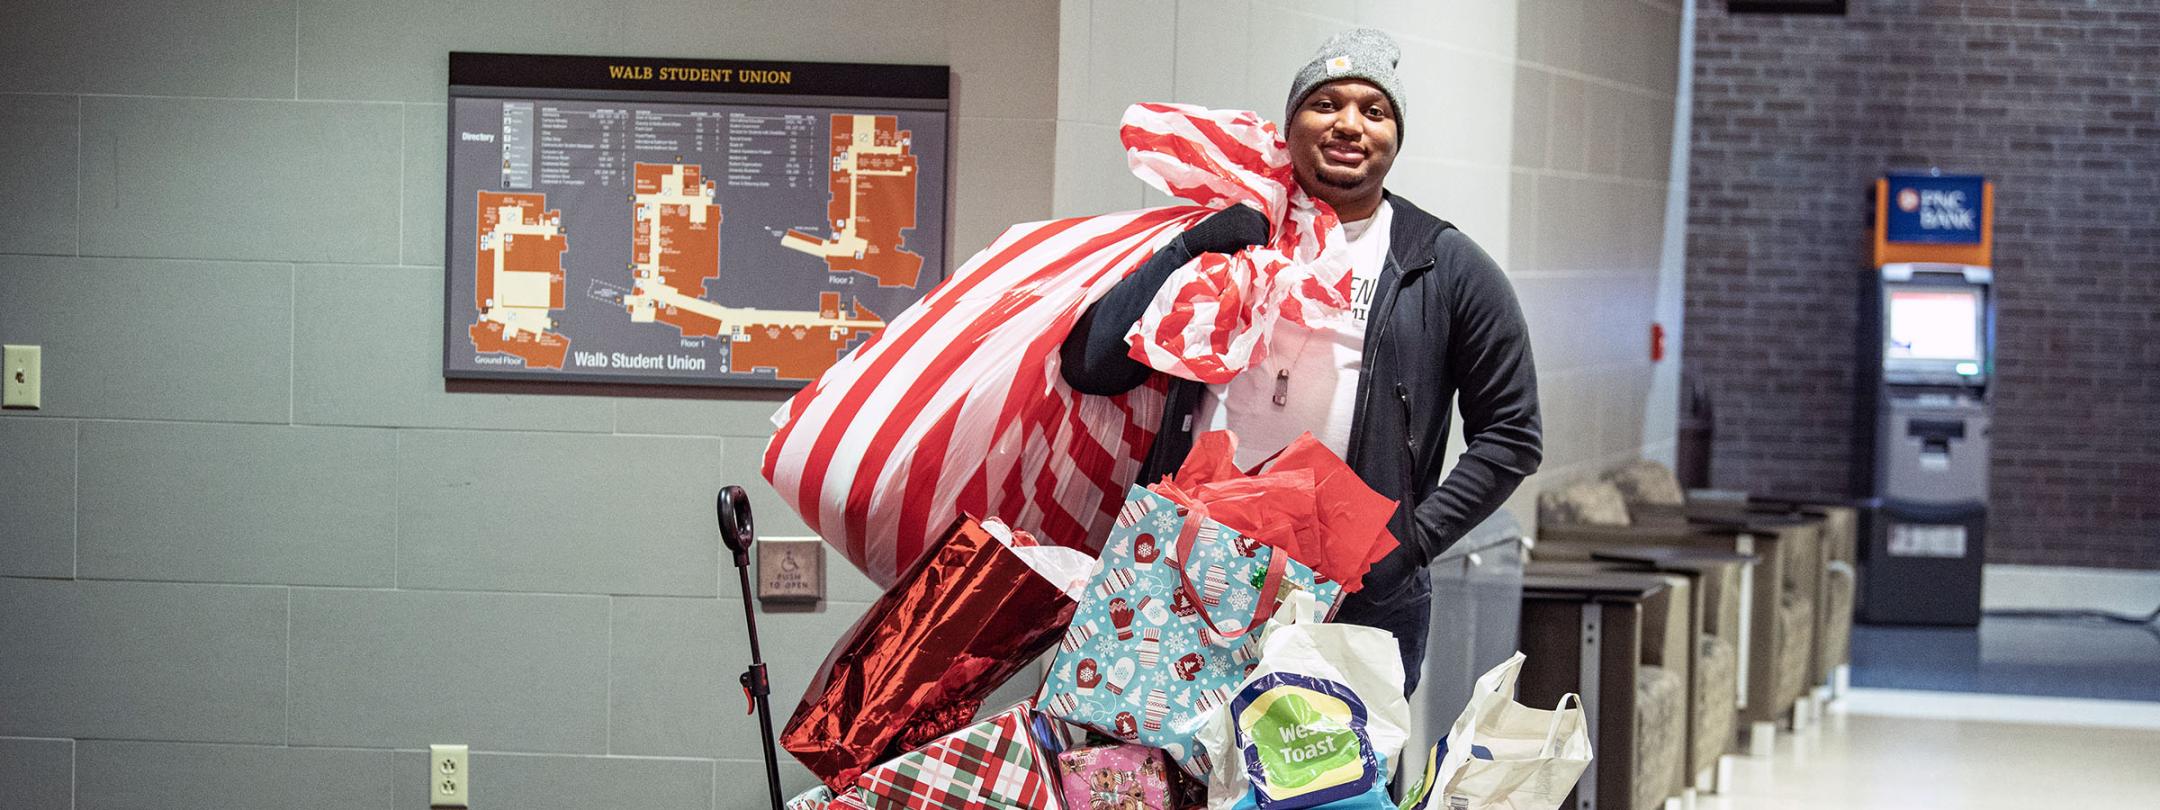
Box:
[1059,203,1270,397]
[1180,203,1271,256]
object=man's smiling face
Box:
[1286,79,1399,219]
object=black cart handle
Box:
[717,485,755,567]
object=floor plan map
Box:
[470,192,572,369]
[780,114,926,289]
[626,160,887,380]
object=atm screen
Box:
[1887,288,1981,361]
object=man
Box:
[1061,29,1541,694]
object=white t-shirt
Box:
[1195,201,1393,468]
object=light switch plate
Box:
[2,345,39,409]
[429,744,468,808]
[756,538,824,602]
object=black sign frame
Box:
[1728,0,1847,13]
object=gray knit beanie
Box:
[1285,28,1406,137]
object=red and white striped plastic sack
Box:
[1119,103,1351,384]
[762,103,1354,586]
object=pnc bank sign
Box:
[1885,173,1986,245]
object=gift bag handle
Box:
[1436,652,1528,783]
[1541,693,1584,758]
[1170,499,1288,642]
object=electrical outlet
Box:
[2,345,39,409]
[429,744,469,808]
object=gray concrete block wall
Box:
[1505,0,1689,522]
[76,742,393,810]
[0,256,295,424]
[0,1,299,98]
[0,419,75,577]
[0,96,78,256]
[393,431,726,596]
[287,588,612,752]
[0,738,72,809]
[0,579,289,744]
[79,97,404,263]
[76,422,397,587]
[0,1,1060,807]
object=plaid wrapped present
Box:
[832,789,870,810]
[856,702,1063,810]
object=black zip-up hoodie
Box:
[1059,193,1542,694]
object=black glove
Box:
[1059,204,1272,396]
[1180,203,1271,256]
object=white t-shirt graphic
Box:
[1195,201,1393,468]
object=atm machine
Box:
[1858,172,1995,626]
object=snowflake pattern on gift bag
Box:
[1043,485,1341,778]
[1149,509,1180,534]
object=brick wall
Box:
[1685,0,2160,568]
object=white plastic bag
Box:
[1397,653,1593,810]
[1197,590,1410,809]
[982,517,1097,600]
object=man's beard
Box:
[1315,168,1365,190]
[1313,162,1367,190]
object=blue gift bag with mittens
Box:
[1041,484,1341,779]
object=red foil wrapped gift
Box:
[783,516,1086,791]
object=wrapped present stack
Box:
[770,433,1592,809]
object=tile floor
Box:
[1697,696,2160,809]
[1713,613,2160,807]
[1851,616,2160,701]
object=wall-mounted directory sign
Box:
[443,52,950,387]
